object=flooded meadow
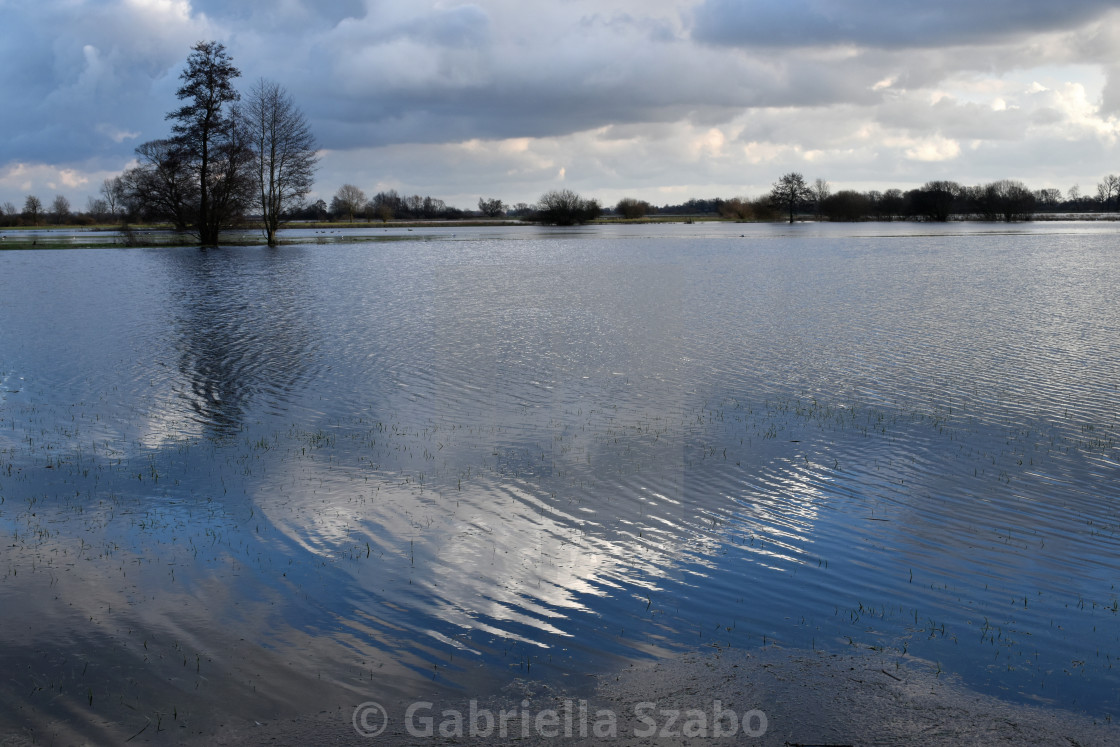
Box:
[1,222,1119,742]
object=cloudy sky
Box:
[3,0,1120,210]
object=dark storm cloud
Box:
[287,4,891,154]
[2,0,1119,204]
[0,0,202,166]
[692,0,1119,48]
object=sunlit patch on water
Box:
[1,223,1119,739]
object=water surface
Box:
[1,222,1118,738]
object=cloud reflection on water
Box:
[2,225,1120,739]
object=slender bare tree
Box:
[167,41,248,246]
[100,176,125,221]
[1096,174,1119,210]
[86,196,110,221]
[241,79,317,246]
[50,195,71,225]
[811,178,831,219]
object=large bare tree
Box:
[242,79,317,246]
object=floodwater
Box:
[1,222,1118,740]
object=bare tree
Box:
[718,197,753,220]
[913,180,961,222]
[122,42,252,243]
[241,79,317,246]
[1034,188,1062,210]
[366,194,395,222]
[371,203,394,223]
[821,190,871,221]
[1064,184,1084,212]
[879,188,905,219]
[23,195,43,226]
[421,196,446,218]
[615,197,652,219]
[86,196,110,221]
[1096,174,1119,210]
[50,195,71,224]
[100,176,125,221]
[811,178,831,219]
[122,139,197,230]
[478,197,504,217]
[985,179,1036,222]
[371,190,402,220]
[331,184,366,222]
[168,41,248,246]
[51,195,72,225]
[769,172,812,224]
[535,189,601,225]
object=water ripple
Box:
[3,224,1120,728]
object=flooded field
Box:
[1,222,1118,742]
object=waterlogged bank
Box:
[4,214,1120,250]
[0,223,527,250]
[1,222,1118,742]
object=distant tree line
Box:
[636,177,1117,224]
[814,179,1040,222]
[298,186,605,225]
[295,185,471,222]
[600,176,1120,224]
